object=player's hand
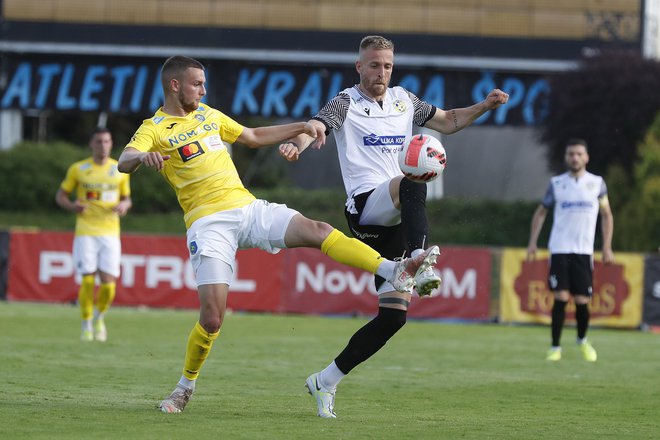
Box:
[485,89,509,109]
[602,248,615,264]
[113,200,130,217]
[279,142,300,162]
[140,152,170,171]
[303,122,326,149]
[526,246,537,261]
[72,200,87,214]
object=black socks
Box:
[335,307,407,374]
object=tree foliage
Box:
[541,51,660,176]
[608,114,660,251]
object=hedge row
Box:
[0,142,546,247]
[0,141,179,213]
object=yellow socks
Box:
[78,275,95,320]
[97,282,116,314]
[182,322,220,380]
[321,229,384,274]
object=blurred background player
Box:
[527,138,614,362]
[56,127,132,342]
[280,35,508,418]
[117,55,438,414]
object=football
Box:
[398,134,447,183]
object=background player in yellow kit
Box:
[56,127,132,342]
[118,55,439,414]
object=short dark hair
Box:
[566,138,588,151]
[161,56,205,90]
[90,126,111,140]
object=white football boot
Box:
[305,373,337,418]
[388,246,441,294]
[414,265,442,297]
[93,318,107,342]
[159,385,193,413]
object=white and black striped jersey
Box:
[313,85,435,203]
[542,171,608,255]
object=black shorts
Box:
[344,190,408,290]
[548,253,593,297]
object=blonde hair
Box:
[359,35,394,54]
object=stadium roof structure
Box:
[0,18,643,73]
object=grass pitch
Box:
[0,301,658,440]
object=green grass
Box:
[1,302,658,440]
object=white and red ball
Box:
[398,134,447,183]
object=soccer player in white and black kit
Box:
[280,35,508,418]
[527,139,614,362]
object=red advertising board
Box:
[7,231,282,312]
[279,247,491,320]
[7,230,491,320]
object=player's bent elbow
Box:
[117,158,134,174]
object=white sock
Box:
[376,260,396,280]
[82,319,92,332]
[178,376,196,391]
[576,338,587,345]
[94,310,106,321]
[318,361,345,391]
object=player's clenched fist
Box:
[141,152,171,171]
[279,142,300,162]
[485,89,509,109]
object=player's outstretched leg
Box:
[316,227,439,294]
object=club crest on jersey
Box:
[393,99,407,113]
[195,114,206,122]
[178,141,205,162]
[189,241,198,255]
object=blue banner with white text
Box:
[0,55,551,125]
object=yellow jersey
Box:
[127,105,255,228]
[60,158,131,237]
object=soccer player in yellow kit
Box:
[118,55,440,414]
[56,127,132,342]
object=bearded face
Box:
[356,48,394,100]
[175,67,206,113]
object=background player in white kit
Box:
[527,138,614,362]
[280,35,509,418]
